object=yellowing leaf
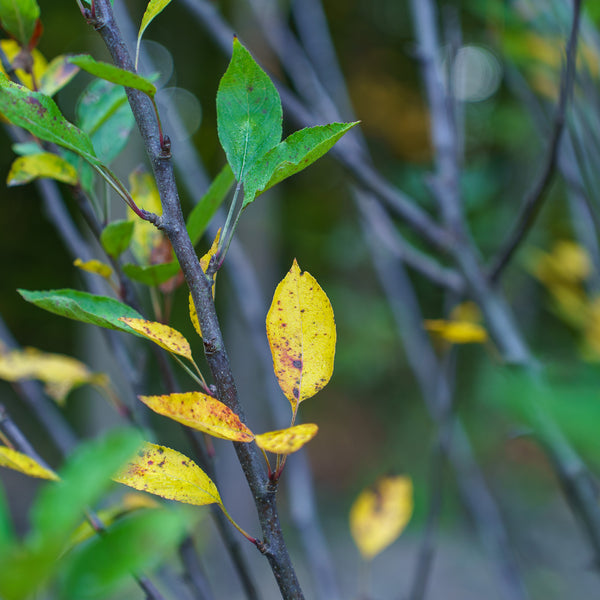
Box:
[7,153,78,186]
[74,258,113,280]
[423,319,487,344]
[0,446,59,481]
[350,475,413,560]
[118,318,192,361]
[189,229,221,339]
[255,423,318,454]
[139,392,254,442]
[0,39,47,90]
[135,0,173,69]
[113,442,222,506]
[266,259,336,410]
[0,347,97,403]
[128,168,163,265]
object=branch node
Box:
[159,134,172,159]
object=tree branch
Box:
[90,2,304,597]
[488,0,582,282]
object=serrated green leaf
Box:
[76,79,135,165]
[7,153,78,186]
[0,0,39,46]
[244,122,358,206]
[186,163,234,246]
[18,289,145,335]
[135,0,173,69]
[69,55,156,98]
[0,73,98,165]
[30,429,143,547]
[100,220,135,258]
[60,508,186,600]
[39,55,79,97]
[122,261,179,286]
[216,37,282,181]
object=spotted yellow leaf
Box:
[74,258,113,280]
[0,446,59,481]
[350,475,413,560]
[255,423,318,454]
[119,318,192,361]
[139,391,254,442]
[266,259,336,410]
[189,229,221,339]
[423,319,487,344]
[113,442,222,506]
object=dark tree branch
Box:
[488,0,582,282]
[90,2,304,597]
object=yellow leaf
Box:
[73,258,113,280]
[128,168,163,264]
[0,446,59,481]
[189,229,221,339]
[266,259,336,410]
[113,442,222,506]
[0,347,96,403]
[119,318,192,361]
[0,40,47,90]
[350,475,413,560]
[255,423,318,454]
[139,392,254,442]
[423,319,487,344]
[7,153,78,186]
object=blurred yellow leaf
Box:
[119,318,192,361]
[266,259,336,411]
[0,446,59,481]
[449,301,482,324]
[0,347,97,403]
[139,391,254,442]
[350,475,413,560]
[424,319,487,344]
[128,168,163,264]
[7,153,78,186]
[113,442,222,506]
[0,40,47,90]
[189,229,221,339]
[255,423,318,454]
[74,258,113,280]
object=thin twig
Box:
[488,0,583,282]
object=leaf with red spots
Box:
[266,259,336,411]
[350,475,413,560]
[0,73,99,165]
[118,318,192,361]
[189,229,221,339]
[255,423,318,454]
[139,392,254,442]
[113,442,222,506]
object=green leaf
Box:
[18,289,145,335]
[0,0,39,46]
[244,122,358,206]
[0,73,98,165]
[38,55,80,97]
[60,508,187,600]
[100,220,134,258]
[69,55,156,98]
[76,79,135,165]
[122,261,180,286]
[0,482,15,555]
[30,428,143,547]
[216,37,282,181]
[186,163,235,246]
[7,153,78,186]
[11,141,42,156]
[136,0,173,69]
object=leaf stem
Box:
[219,503,257,545]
